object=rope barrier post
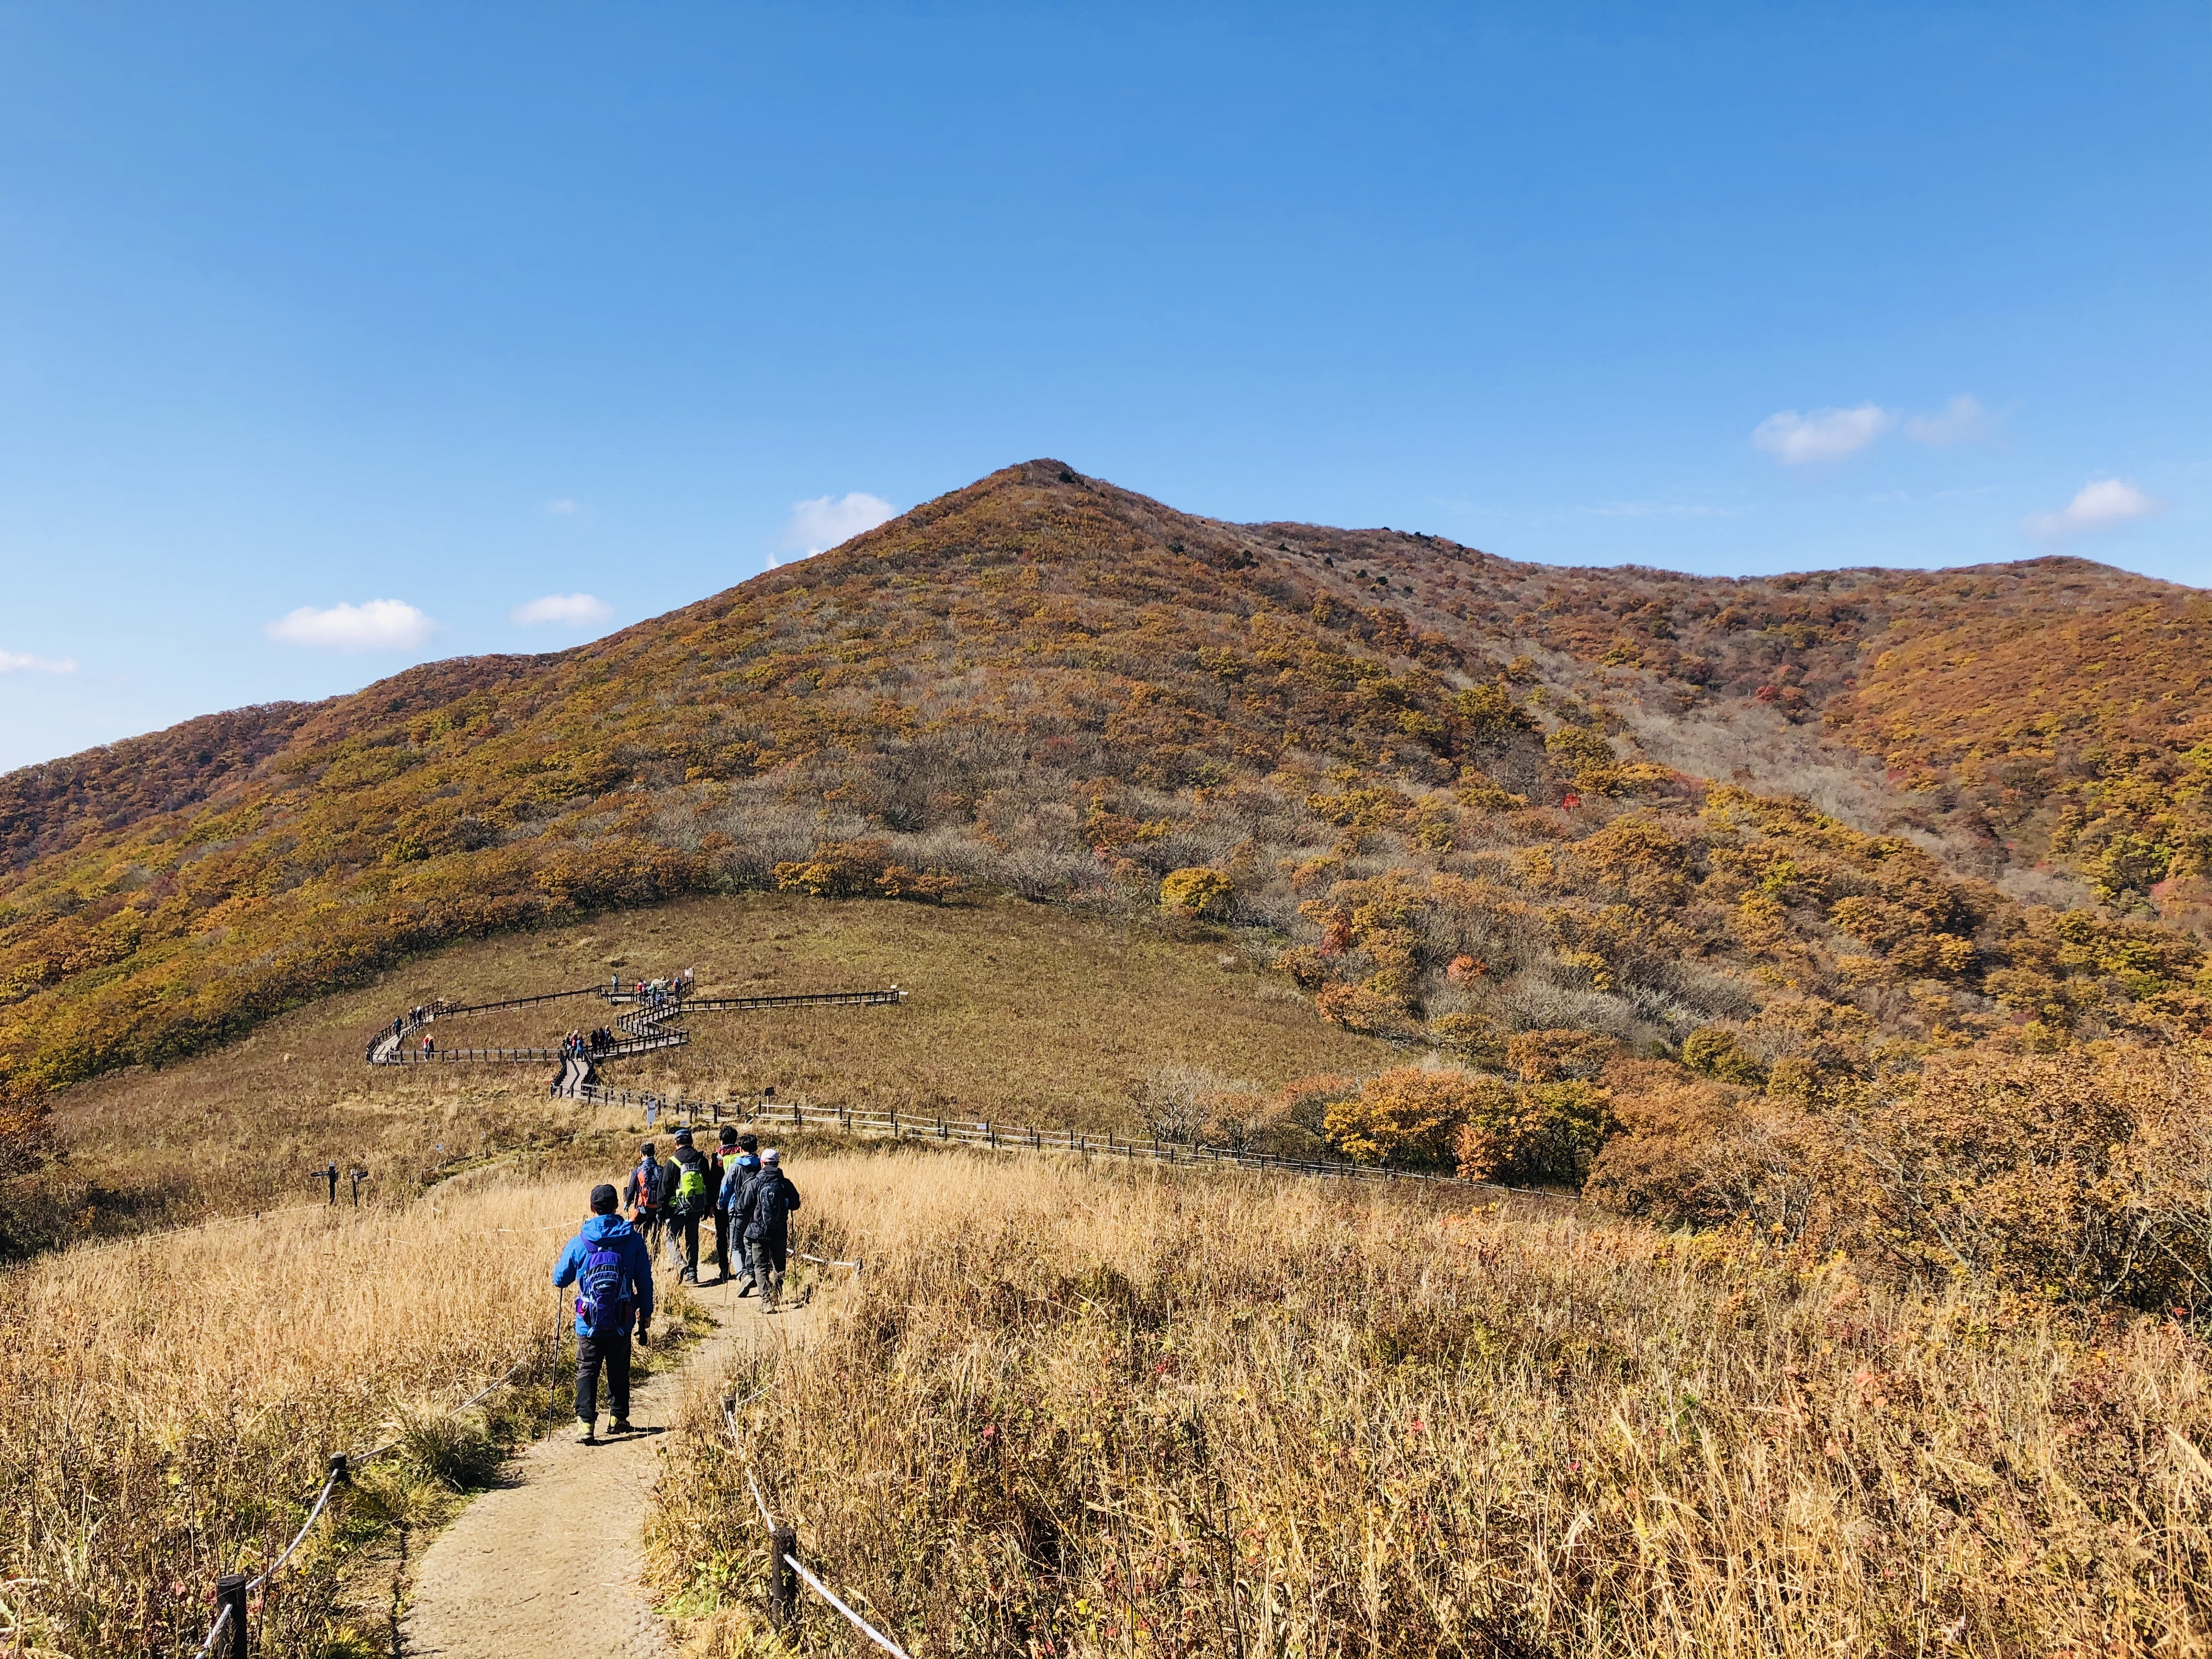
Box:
[216,1573,250,1659]
[770,1525,799,1631]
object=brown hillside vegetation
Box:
[9,1147,2207,1657]
[5,459,2212,1277]
[655,1152,2212,1657]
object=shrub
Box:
[1452,684,1533,743]
[772,839,895,899]
[1312,982,1420,1039]
[1158,865,1233,916]
[1427,1010,1506,1066]
[1453,1078,1615,1186]
[1506,1026,1618,1082]
[1679,1025,1768,1086]
[1818,1042,2212,1310]
[773,840,963,903]
[1323,1066,1489,1167]
[1583,1061,1808,1229]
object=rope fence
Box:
[185,1346,547,1658]
[729,1401,912,1657]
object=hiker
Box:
[624,1142,667,1254]
[733,1147,800,1312]
[719,1144,760,1295]
[664,1128,713,1286]
[709,1127,741,1280]
[551,1183,654,1444]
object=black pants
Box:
[713,1209,732,1279]
[574,1329,632,1423]
[747,1234,788,1306]
[672,1211,701,1281]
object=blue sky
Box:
[1,3,2205,770]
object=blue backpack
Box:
[574,1236,633,1337]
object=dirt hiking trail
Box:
[403,1271,806,1658]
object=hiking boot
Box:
[577,1423,597,1444]
[610,1418,635,1435]
[737,1282,754,1298]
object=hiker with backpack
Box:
[718,1135,761,1293]
[624,1143,667,1255]
[733,1147,800,1313]
[551,1183,655,1443]
[664,1128,713,1286]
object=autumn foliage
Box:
[5,460,2212,1300]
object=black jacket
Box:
[736,1169,801,1243]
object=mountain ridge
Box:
[2,459,2207,1211]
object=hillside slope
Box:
[3,459,2207,1204]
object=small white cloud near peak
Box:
[1904,394,1995,448]
[779,492,899,560]
[0,648,77,674]
[1751,403,1895,465]
[511,592,614,628]
[264,599,439,652]
[2022,478,2168,541]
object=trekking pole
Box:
[551,1289,566,1422]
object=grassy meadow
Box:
[30,891,1397,1245]
[0,1163,719,1658]
[9,892,2210,1657]
[658,1150,2212,1659]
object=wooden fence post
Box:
[216,1572,250,1658]
[770,1525,799,1630]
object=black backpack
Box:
[745,1172,798,1239]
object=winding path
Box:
[403,1273,808,1657]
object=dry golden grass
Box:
[31,891,1396,1246]
[0,1164,702,1657]
[654,1149,2212,1657]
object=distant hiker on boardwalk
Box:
[734,1147,800,1313]
[624,1142,666,1254]
[551,1183,654,1444]
[719,1138,761,1295]
[665,1128,713,1286]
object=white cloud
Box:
[547,499,580,515]
[264,599,439,651]
[0,648,76,674]
[1751,403,1895,465]
[1904,394,1994,447]
[511,592,614,628]
[2021,478,2168,540]
[778,492,898,559]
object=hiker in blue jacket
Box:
[552,1183,656,1444]
[733,1147,800,1313]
